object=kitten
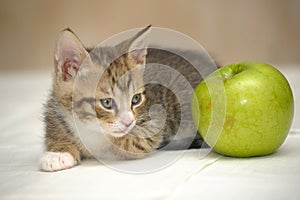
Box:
[40,25,204,172]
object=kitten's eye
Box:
[132,93,142,106]
[100,98,114,110]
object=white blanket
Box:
[0,66,299,200]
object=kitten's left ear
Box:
[128,25,151,64]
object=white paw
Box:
[40,152,77,172]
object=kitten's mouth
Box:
[113,127,132,134]
[113,130,126,134]
[108,121,136,137]
[111,125,134,137]
[110,130,128,138]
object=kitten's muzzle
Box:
[112,119,136,136]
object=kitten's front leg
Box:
[40,138,81,172]
[40,151,77,172]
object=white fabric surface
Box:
[0,66,299,200]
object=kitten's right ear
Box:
[55,28,88,82]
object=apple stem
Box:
[221,64,243,81]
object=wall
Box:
[0,0,299,71]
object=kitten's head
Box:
[53,26,151,137]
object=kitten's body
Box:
[41,27,204,172]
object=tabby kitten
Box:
[41,26,203,172]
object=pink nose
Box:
[121,118,134,127]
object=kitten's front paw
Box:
[40,152,77,172]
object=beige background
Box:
[0,0,299,71]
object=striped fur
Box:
[42,26,204,171]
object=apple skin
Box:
[192,62,294,157]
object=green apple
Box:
[192,62,294,157]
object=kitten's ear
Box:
[55,28,88,82]
[128,25,151,64]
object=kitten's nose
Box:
[121,118,134,127]
[119,112,135,128]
